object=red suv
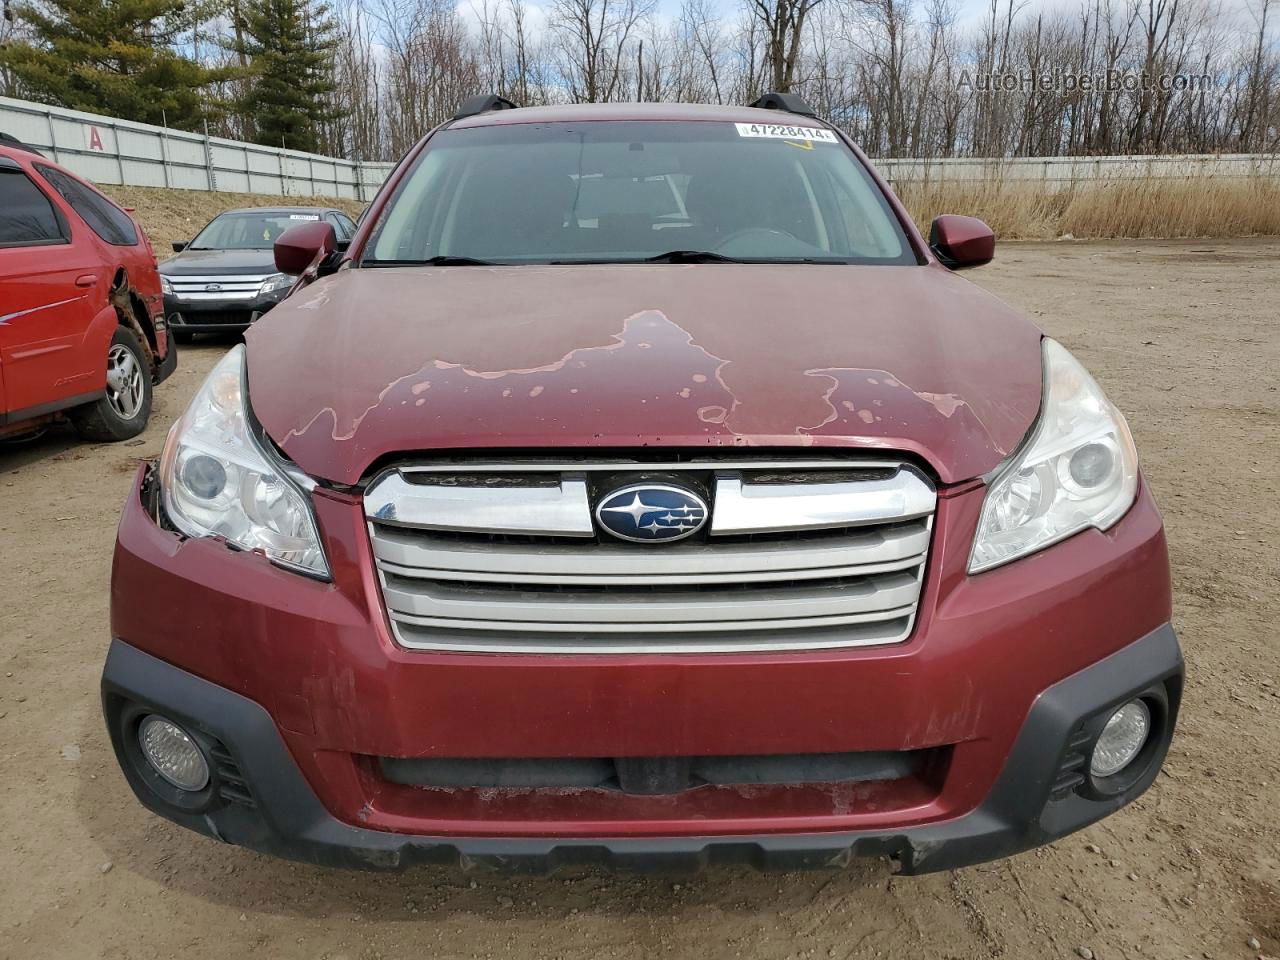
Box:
[103,95,1181,874]
[1,137,175,441]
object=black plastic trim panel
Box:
[101,624,1182,874]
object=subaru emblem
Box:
[595,483,708,543]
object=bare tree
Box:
[1,1,26,97]
[679,0,731,102]
[368,0,483,155]
[57,0,1271,162]
[1238,0,1276,148]
[746,0,826,93]
[328,1,383,161]
[548,0,655,102]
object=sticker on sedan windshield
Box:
[734,123,838,143]
[289,214,321,220]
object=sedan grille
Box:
[166,274,272,302]
[363,457,936,654]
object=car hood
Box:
[245,264,1044,486]
[160,249,277,276]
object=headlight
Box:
[160,276,173,296]
[257,273,293,297]
[969,338,1138,573]
[158,344,328,577]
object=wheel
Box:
[171,329,195,344]
[70,327,153,442]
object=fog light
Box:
[1090,700,1151,778]
[138,715,209,791]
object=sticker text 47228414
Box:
[734,123,839,143]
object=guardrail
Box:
[2,95,1275,200]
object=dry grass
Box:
[99,177,1280,251]
[99,185,365,253]
[899,175,1280,241]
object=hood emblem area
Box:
[595,483,708,543]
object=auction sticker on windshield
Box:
[734,123,838,143]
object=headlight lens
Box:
[158,344,328,576]
[160,275,173,296]
[969,338,1138,572]
[257,273,293,297]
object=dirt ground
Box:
[1,239,1276,960]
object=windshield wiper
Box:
[643,250,744,263]
[644,251,859,264]
[552,251,850,265]
[547,250,746,265]
[364,256,499,267]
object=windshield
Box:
[365,121,916,265]
[191,211,322,250]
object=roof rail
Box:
[748,92,817,117]
[0,131,45,157]
[454,94,518,121]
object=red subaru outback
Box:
[1,136,175,441]
[103,95,1180,874]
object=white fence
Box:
[2,95,1276,200]
[875,152,1278,187]
[0,96,392,200]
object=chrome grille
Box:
[166,274,272,302]
[364,458,936,654]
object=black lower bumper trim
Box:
[101,625,1182,874]
[153,337,178,384]
[164,296,283,332]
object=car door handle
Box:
[74,274,97,287]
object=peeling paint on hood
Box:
[244,264,1044,485]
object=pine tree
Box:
[0,0,230,129]
[233,0,342,152]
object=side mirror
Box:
[929,215,994,269]
[171,241,186,253]
[274,221,336,276]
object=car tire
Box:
[70,327,153,442]
[171,329,195,344]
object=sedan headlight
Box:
[257,273,293,297]
[160,276,174,296]
[158,344,328,577]
[969,338,1138,573]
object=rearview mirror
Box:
[172,242,186,253]
[274,221,336,276]
[929,215,994,269]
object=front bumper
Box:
[105,466,1180,872]
[163,292,285,332]
[103,625,1181,873]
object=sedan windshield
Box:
[191,211,322,250]
[365,121,916,265]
